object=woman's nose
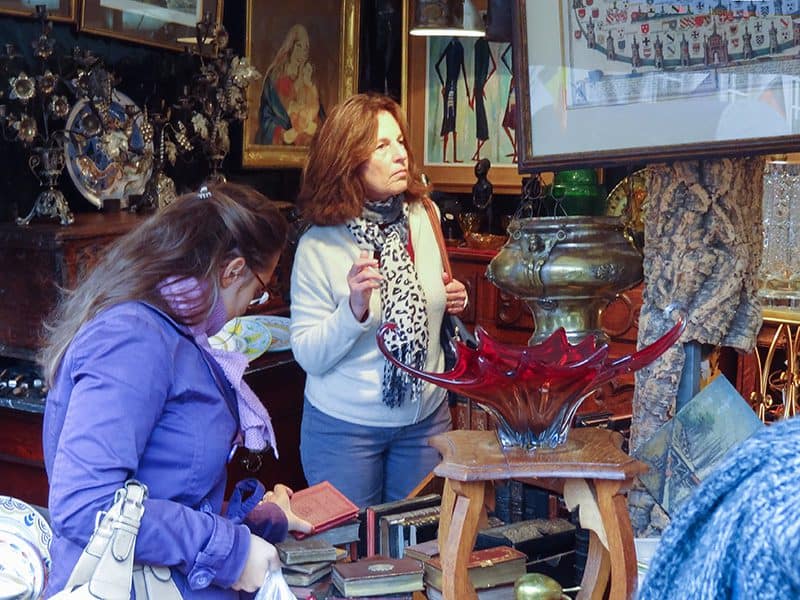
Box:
[393,143,407,161]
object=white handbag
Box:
[51,480,182,600]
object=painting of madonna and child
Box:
[243,0,357,168]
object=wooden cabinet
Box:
[0,212,145,360]
[447,246,643,424]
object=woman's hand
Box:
[442,272,468,315]
[261,484,314,535]
[231,534,279,592]
[348,250,382,322]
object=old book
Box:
[403,538,439,563]
[423,546,526,592]
[290,480,359,539]
[282,563,332,587]
[287,575,334,600]
[378,505,440,558]
[426,583,515,600]
[276,538,338,565]
[326,593,413,600]
[636,374,764,514]
[282,559,334,576]
[301,516,361,547]
[365,493,441,557]
[332,556,424,597]
[474,518,576,561]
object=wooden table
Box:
[429,428,647,600]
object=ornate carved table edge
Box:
[429,428,647,482]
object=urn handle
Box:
[525,227,567,289]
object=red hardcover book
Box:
[290,481,359,539]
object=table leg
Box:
[576,530,610,600]
[437,478,485,600]
[594,478,638,600]
[565,477,637,600]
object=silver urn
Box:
[487,216,643,345]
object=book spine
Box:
[509,480,524,522]
[522,484,550,520]
[367,509,376,557]
[493,481,511,524]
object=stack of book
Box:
[421,546,526,599]
[276,537,344,588]
[475,517,578,588]
[474,517,576,559]
[331,556,424,598]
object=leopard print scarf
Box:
[347,196,429,408]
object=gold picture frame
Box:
[407,34,524,195]
[0,0,76,22]
[242,0,359,169]
[79,0,222,51]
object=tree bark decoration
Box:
[628,157,765,535]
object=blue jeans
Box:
[300,399,452,508]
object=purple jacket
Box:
[42,302,288,598]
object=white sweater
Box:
[289,201,447,427]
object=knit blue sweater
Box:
[639,416,800,599]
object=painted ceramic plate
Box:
[64,89,153,208]
[252,315,291,352]
[0,530,45,600]
[208,329,247,354]
[0,497,51,573]
[210,317,273,361]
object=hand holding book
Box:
[289,481,360,539]
[249,483,314,536]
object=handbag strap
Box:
[63,480,147,600]
[422,196,452,279]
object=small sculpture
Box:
[471,158,493,229]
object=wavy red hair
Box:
[298,93,429,225]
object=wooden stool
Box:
[429,427,647,600]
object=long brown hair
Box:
[298,93,429,225]
[39,183,288,385]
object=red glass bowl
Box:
[377,317,685,450]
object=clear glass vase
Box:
[759,161,800,307]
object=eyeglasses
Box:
[250,270,270,306]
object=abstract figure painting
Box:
[407,34,522,194]
[242,0,359,168]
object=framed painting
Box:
[407,34,524,195]
[0,0,75,22]
[242,0,359,169]
[79,0,222,51]
[514,0,800,173]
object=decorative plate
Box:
[0,530,45,600]
[0,497,51,573]
[209,316,273,361]
[604,169,647,234]
[252,315,291,352]
[64,89,153,208]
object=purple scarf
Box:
[159,276,278,457]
